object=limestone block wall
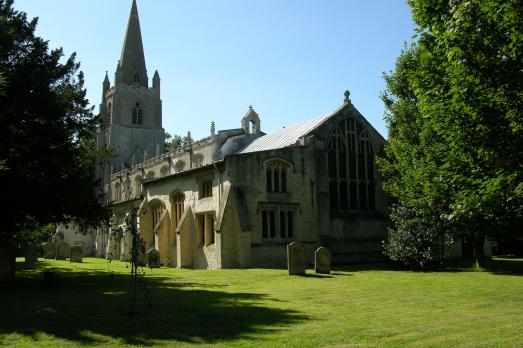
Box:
[225,145,319,267]
[141,164,227,269]
[56,223,97,256]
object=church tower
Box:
[96,0,165,201]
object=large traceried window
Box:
[265,159,290,193]
[132,102,143,125]
[328,118,376,211]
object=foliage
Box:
[164,131,190,152]
[380,0,523,268]
[0,0,109,242]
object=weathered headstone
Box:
[287,241,305,275]
[55,242,70,260]
[147,248,160,268]
[315,247,331,274]
[25,245,38,263]
[69,246,83,263]
[43,242,56,259]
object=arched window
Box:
[134,71,140,83]
[146,171,155,179]
[170,191,185,231]
[328,118,376,211]
[132,102,143,125]
[193,154,204,168]
[160,165,169,177]
[135,175,142,196]
[175,160,185,173]
[107,103,112,125]
[114,183,121,202]
[265,159,290,193]
[150,200,165,231]
[124,178,132,201]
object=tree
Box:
[380,0,523,268]
[165,131,190,152]
[0,0,109,280]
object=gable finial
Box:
[344,90,351,104]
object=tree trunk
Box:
[472,233,486,268]
[0,239,16,282]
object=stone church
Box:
[78,0,390,268]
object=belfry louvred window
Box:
[328,118,376,211]
[132,102,143,125]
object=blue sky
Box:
[15,0,415,140]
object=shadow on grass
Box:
[0,263,307,346]
[437,257,523,276]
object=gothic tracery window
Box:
[328,118,376,211]
[132,102,143,125]
[265,159,290,193]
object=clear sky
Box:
[15,0,415,140]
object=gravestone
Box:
[25,245,38,263]
[69,246,83,263]
[287,241,305,275]
[43,242,55,259]
[147,248,160,268]
[315,247,331,274]
[55,242,70,260]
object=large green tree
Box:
[380,0,523,268]
[0,0,108,280]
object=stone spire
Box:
[118,0,148,87]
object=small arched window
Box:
[134,70,140,83]
[135,175,142,196]
[132,102,143,125]
[114,183,121,202]
[124,178,132,201]
[193,154,204,168]
[146,170,155,179]
[175,160,185,173]
[328,118,376,211]
[160,165,169,177]
[107,103,112,125]
[265,159,291,193]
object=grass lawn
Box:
[0,258,522,347]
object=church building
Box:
[92,0,389,268]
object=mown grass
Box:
[0,257,522,347]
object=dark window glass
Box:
[350,181,358,209]
[266,169,272,192]
[281,169,287,193]
[359,182,367,209]
[280,211,286,238]
[274,167,280,192]
[328,151,337,177]
[269,211,275,238]
[262,211,268,239]
[340,180,348,210]
[329,180,338,210]
[287,211,293,238]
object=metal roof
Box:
[237,106,343,154]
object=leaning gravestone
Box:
[25,245,38,263]
[287,241,305,275]
[43,242,56,259]
[69,246,83,263]
[147,248,160,268]
[315,247,331,274]
[55,242,70,260]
